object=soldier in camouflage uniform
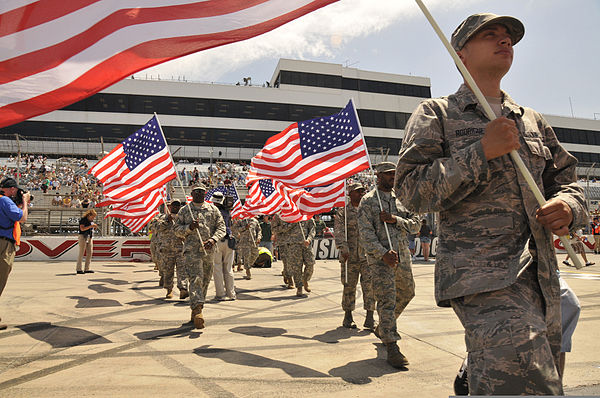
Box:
[153,200,188,299]
[174,184,226,329]
[232,217,261,280]
[334,182,375,329]
[278,218,316,297]
[271,214,294,288]
[394,13,587,395]
[358,162,420,368]
[148,214,163,286]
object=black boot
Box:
[342,310,357,328]
[386,342,409,368]
[363,310,375,330]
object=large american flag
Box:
[0,0,338,128]
[89,115,176,203]
[235,179,292,219]
[246,100,369,188]
[284,180,346,217]
[106,186,167,233]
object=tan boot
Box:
[179,289,189,300]
[244,268,252,280]
[165,289,173,299]
[303,278,311,292]
[296,287,304,297]
[191,304,205,329]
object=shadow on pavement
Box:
[194,345,330,378]
[134,323,199,340]
[16,322,112,348]
[67,296,122,308]
[312,326,370,344]
[89,278,129,285]
[88,284,121,294]
[328,343,406,384]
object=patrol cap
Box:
[451,13,524,51]
[375,162,396,174]
[170,199,181,206]
[347,182,365,193]
[211,191,224,205]
[0,178,21,190]
[191,183,207,192]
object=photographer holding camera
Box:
[0,178,30,330]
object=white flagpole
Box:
[154,113,207,255]
[349,99,394,252]
[414,0,583,270]
[344,180,348,284]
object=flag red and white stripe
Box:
[106,186,166,233]
[246,100,369,188]
[0,0,338,128]
[284,180,346,216]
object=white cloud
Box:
[136,0,482,82]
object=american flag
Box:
[205,185,243,218]
[89,115,176,203]
[234,179,296,219]
[284,180,346,216]
[106,186,167,233]
[246,100,369,188]
[0,0,338,128]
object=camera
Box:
[14,188,33,206]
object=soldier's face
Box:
[349,188,365,202]
[458,24,513,77]
[170,204,181,214]
[378,171,395,190]
[191,190,205,203]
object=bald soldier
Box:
[358,162,420,368]
[174,184,226,329]
[395,13,587,395]
[334,182,375,329]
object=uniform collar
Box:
[453,84,524,119]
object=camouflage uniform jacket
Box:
[358,188,420,263]
[270,215,285,245]
[277,219,316,245]
[395,84,588,307]
[153,213,183,252]
[334,204,364,261]
[232,217,261,249]
[174,201,226,254]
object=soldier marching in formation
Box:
[276,218,316,297]
[271,214,294,289]
[358,162,420,368]
[174,184,226,329]
[334,182,375,330]
[232,217,261,280]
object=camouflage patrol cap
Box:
[375,162,396,174]
[451,13,524,51]
[347,182,365,193]
[191,183,207,192]
[170,199,181,206]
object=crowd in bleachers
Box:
[0,155,101,208]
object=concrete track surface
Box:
[0,255,599,397]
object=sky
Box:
[137,0,600,120]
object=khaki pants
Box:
[0,238,15,296]
[76,235,93,272]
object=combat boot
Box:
[385,342,409,368]
[363,310,375,330]
[303,278,311,292]
[165,289,173,299]
[296,286,304,297]
[191,304,205,329]
[286,277,294,289]
[342,310,357,328]
[179,289,189,299]
[244,268,252,280]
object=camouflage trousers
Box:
[237,245,259,270]
[150,240,159,266]
[182,250,214,309]
[372,258,415,344]
[157,248,187,291]
[281,243,315,288]
[341,258,375,311]
[450,266,562,396]
[278,244,291,279]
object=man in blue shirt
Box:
[0,178,29,330]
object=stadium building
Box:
[1,58,599,180]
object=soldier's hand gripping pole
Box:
[415,0,583,269]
